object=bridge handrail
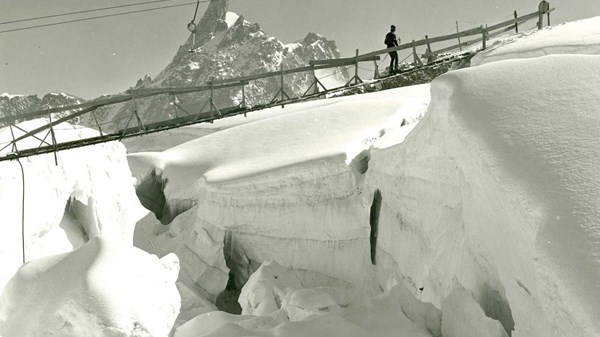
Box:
[2,6,553,126]
[325,7,554,63]
[0,81,250,125]
[0,4,555,161]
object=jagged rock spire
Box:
[189,0,230,49]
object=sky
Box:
[1,0,599,99]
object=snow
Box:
[0,93,24,99]
[129,84,429,185]
[472,16,600,66]
[174,261,437,337]
[367,46,600,337]
[441,283,509,337]
[224,12,240,28]
[238,260,303,316]
[0,236,180,337]
[2,13,600,337]
[130,85,430,304]
[135,17,600,337]
[49,92,76,99]
[0,119,146,291]
[284,42,302,53]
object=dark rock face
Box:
[0,93,84,126]
[3,0,346,133]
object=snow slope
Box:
[472,16,600,66]
[367,19,600,337]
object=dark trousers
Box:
[389,51,398,71]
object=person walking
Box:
[385,25,400,72]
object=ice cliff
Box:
[367,17,600,337]
[131,85,430,311]
[0,92,83,126]
[0,120,144,289]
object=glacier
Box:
[0,120,145,290]
[135,16,600,337]
[1,12,600,337]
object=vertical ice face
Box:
[130,88,431,305]
[367,53,600,336]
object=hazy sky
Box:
[1,0,599,99]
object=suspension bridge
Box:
[0,4,554,163]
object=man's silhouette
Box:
[385,25,400,72]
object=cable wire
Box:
[0,0,186,26]
[0,1,202,34]
[14,157,26,264]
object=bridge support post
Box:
[373,60,380,79]
[9,125,18,154]
[240,72,247,111]
[456,21,462,51]
[47,109,58,166]
[514,10,519,33]
[412,40,423,66]
[209,77,222,118]
[302,65,327,97]
[132,99,147,132]
[345,49,363,86]
[425,35,434,64]
[270,64,291,105]
[481,25,487,50]
[91,110,103,136]
[122,95,147,133]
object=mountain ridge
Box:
[1,0,347,132]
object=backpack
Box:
[384,34,392,46]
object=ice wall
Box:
[0,120,145,290]
[367,54,600,336]
[132,86,430,303]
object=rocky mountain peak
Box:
[82,3,348,132]
[188,0,230,50]
[3,2,347,132]
[0,93,83,125]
